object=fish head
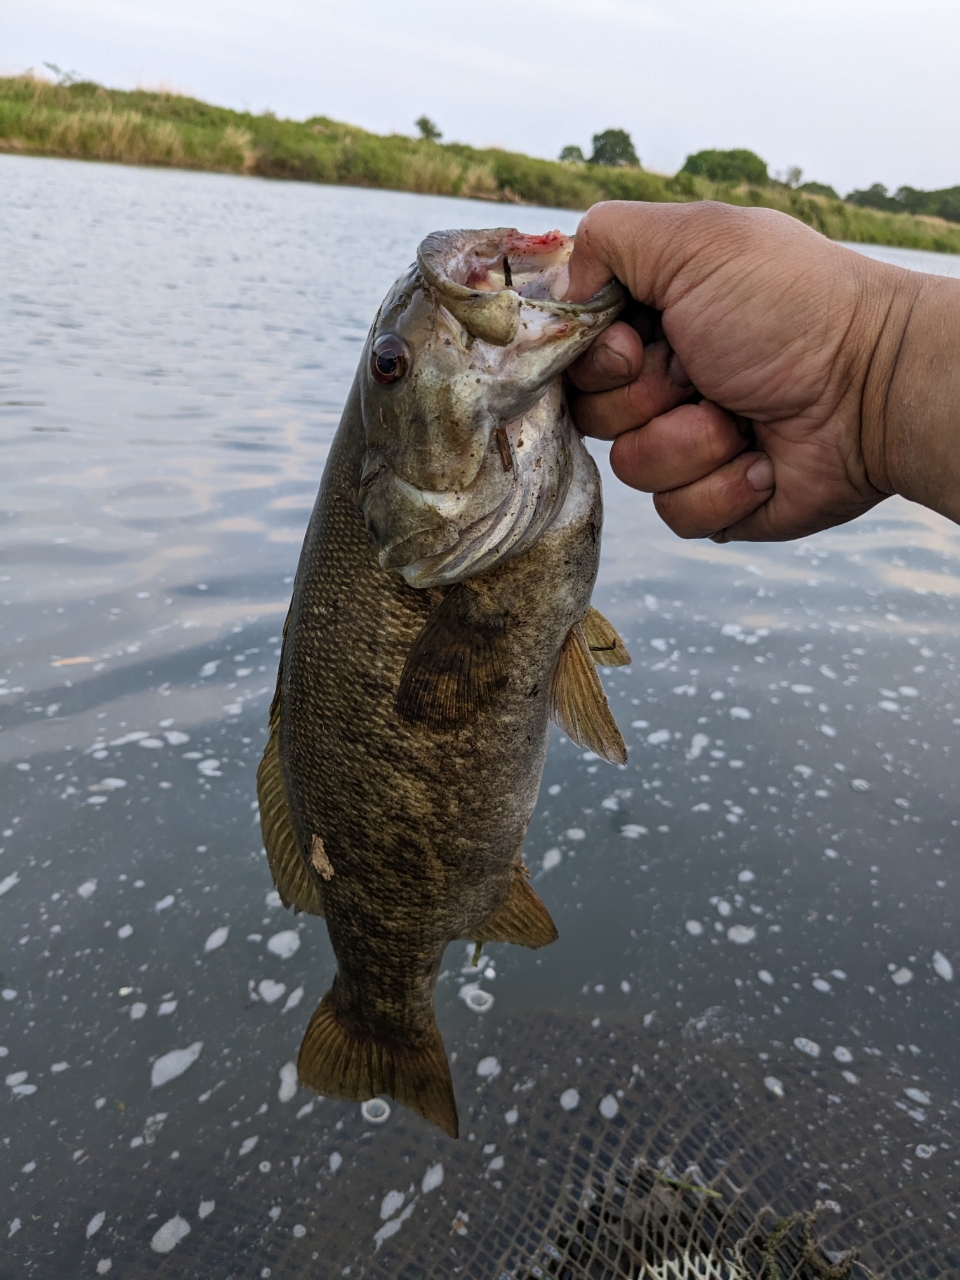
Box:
[358,228,624,587]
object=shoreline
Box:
[3,75,958,256]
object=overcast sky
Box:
[5,0,959,193]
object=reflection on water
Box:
[1,155,958,1275]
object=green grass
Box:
[3,74,959,255]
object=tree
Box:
[845,183,897,211]
[681,148,769,185]
[589,129,639,168]
[559,144,586,164]
[797,181,839,200]
[415,115,442,142]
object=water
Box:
[1,154,959,1275]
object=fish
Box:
[256,227,631,1138]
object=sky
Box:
[5,0,959,193]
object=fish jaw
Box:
[393,384,575,588]
[358,228,624,586]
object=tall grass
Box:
[2,74,958,254]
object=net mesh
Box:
[9,1008,957,1278]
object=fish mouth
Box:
[416,228,623,348]
[370,385,573,588]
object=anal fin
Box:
[472,865,558,948]
[582,605,631,666]
[551,623,628,765]
[298,989,459,1138]
[396,584,508,731]
[256,685,324,917]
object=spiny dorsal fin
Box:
[256,684,324,917]
[551,623,628,765]
[298,989,458,1138]
[396,585,508,731]
[471,865,558,948]
[582,605,631,667]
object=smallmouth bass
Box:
[257,227,630,1137]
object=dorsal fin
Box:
[471,864,558,948]
[256,682,324,916]
[551,623,628,765]
[582,606,631,666]
[396,585,508,731]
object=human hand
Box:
[565,200,928,541]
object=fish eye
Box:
[371,334,410,386]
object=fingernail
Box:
[667,350,692,387]
[746,456,774,491]
[592,341,630,379]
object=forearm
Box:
[864,270,960,523]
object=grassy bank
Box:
[3,75,959,254]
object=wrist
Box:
[861,265,960,521]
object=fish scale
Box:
[257,227,629,1136]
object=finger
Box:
[572,342,695,441]
[567,322,645,393]
[650,451,775,540]
[607,400,749,491]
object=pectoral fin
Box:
[472,864,558,948]
[256,686,324,917]
[582,606,631,666]
[396,585,508,731]
[551,623,628,765]
[298,989,459,1138]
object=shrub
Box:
[682,148,769,185]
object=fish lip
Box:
[416,229,624,347]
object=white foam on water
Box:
[6,1070,28,1086]
[841,1070,859,1085]
[150,1215,190,1253]
[933,950,954,981]
[96,1260,111,1274]
[891,967,913,986]
[812,978,832,993]
[329,1152,342,1172]
[729,707,752,720]
[155,894,175,911]
[559,1088,580,1111]
[50,1061,69,1073]
[277,1062,297,1103]
[599,1094,619,1119]
[77,879,97,899]
[130,1002,147,1020]
[621,824,647,838]
[282,985,304,1013]
[151,1041,203,1088]
[793,1037,821,1058]
[904,1087,931,1105]
[374,1199,416,1251]
[0,872,20,897]
[164,730,190,745]
[764,1076,785,1099]
[916,1144,936,1159]
[292,1224,307,1238]
[362,1097,391,1123]
[258,979,286,1004]
[685,920,703,936]
[422,1162,443,1193]
[158,1000,177,1016]
[833,1046,853,1063]
[565,828,585,841]
[295,1101,313,1119]
[199,661,219,678]
[541,848,562,872]
[758,970,774,985]
[238,1135,259,1156]
[203,926,229,953]
[476,1056,501,1080]
[9,1218,21,1237]
[504,1108,519,1124]
[737,869,755,882]
[86,1212,105,1238]
[266,930,300,960]
[198,1200,215,1220]
[646,729,670,745]
[459,983,494,1012]
[380,1189,405,1220]
[727,925,756,944]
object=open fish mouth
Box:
[360,227,624,587]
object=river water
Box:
[2,155,959,1277]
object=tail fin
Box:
[297,990,459,1138]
